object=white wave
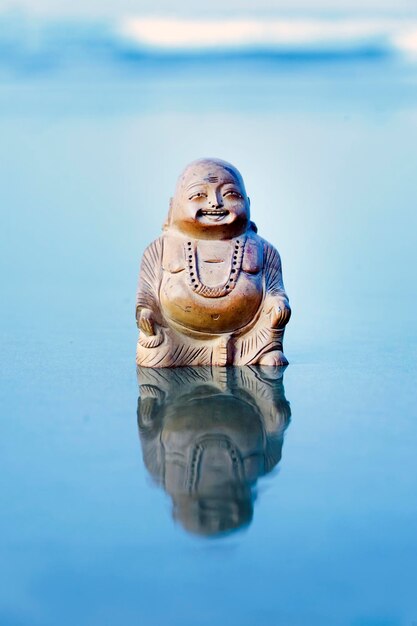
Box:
[392,27,417,58]
[1,11,417,73]
[117,16,417,57]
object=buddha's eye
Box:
[189,192,207,200]
[224,190,242,199]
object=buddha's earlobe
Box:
[247,196,252,226]
[162,197,174,231]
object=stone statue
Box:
[136,158,291,367]
[137,366,291,536]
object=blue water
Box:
[1,53,417,625]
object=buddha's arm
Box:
[136,237,163,334]
[263,242,291,328]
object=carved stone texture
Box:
[136,158,291,367]
[137,365,291,536]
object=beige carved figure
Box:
[136,158,291,367]
[137,366,291,536]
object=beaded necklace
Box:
[184,236,246,299]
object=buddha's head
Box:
[165,158,251,240]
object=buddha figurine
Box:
[137,366,291,536]
[136,158,291,367]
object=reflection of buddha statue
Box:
[136,158,291,367]
[137,366,291,537]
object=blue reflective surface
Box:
[1,56,417,625]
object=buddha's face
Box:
[168,159,250,240]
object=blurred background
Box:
[1,1,417,625]
[1,0,417,353]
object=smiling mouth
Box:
[197,209,229,218]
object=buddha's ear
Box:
[162,197,173,231]
[246,197,257,232]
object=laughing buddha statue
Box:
[136,158,291,367]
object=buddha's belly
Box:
[160,271,263,334]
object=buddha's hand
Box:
[269,300,291,329]
[137,308,156,336]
